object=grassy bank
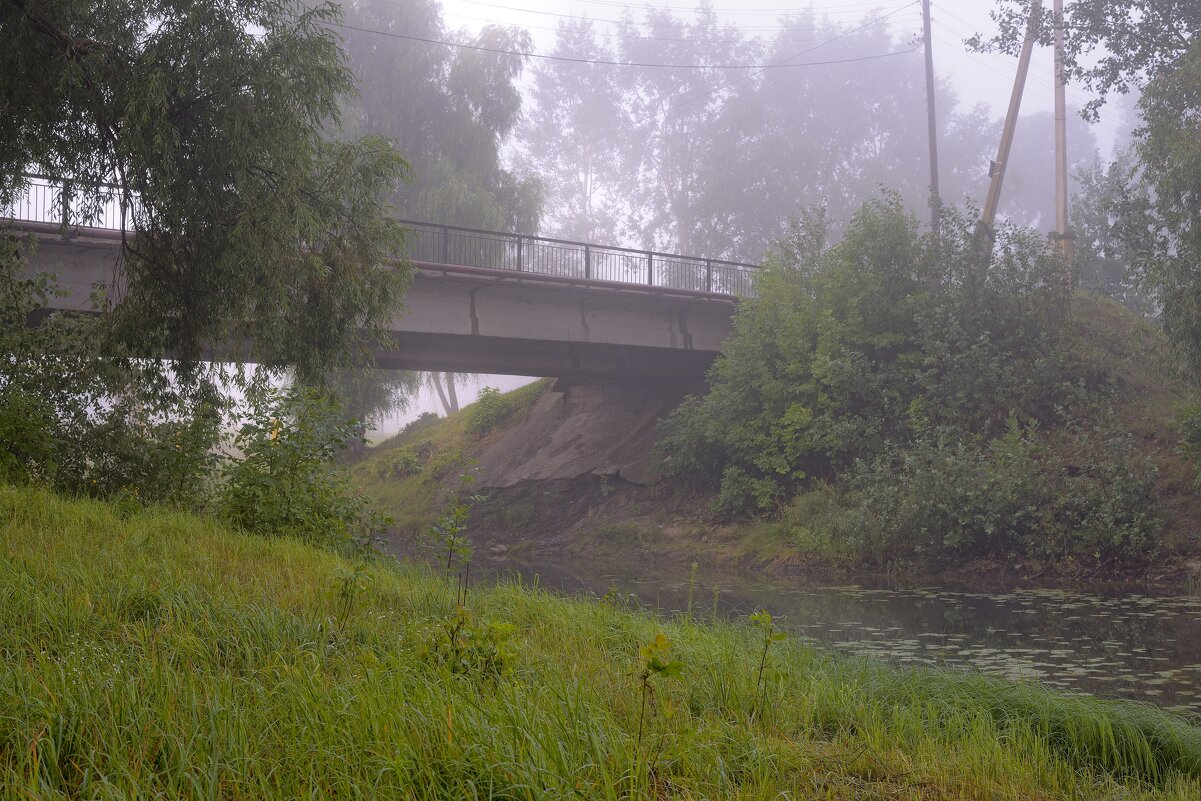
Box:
[354,379,550,532]
[350,295,1201,585]
[3,487,1201,799]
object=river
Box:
[434,551,1201,719]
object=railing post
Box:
[705,259,713,292]
[516,234,523,271]
[584,244,591,279]
[441,225,449,264]
[59,179,71,236]
[647,252,653,285]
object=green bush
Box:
[0,238,223,506]
[464,381,549,437]
[424,447,471,482]
[401,410,442,437]
[778,417,1161,568]
[465,386,513,436]
[1177,403,1201,488]
[374,447,423,480]
[657,196,1163,565]
[221,386,388,547]
[0,386,57,484]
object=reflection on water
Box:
[453,553,1201,718]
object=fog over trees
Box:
[335,0,1104,265]
[328,0,1109,427]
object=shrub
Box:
[465,386,514,436]
[794,417,1162,568]
[657,195,1163,565]
[221,386,388,547]
[375,447,423,480]
[658,198,1078,513]
[0,386,57,484]
[0,239,224,506]
[401,410,441,437]
[424,447,471,482]
[1176,403,1201,488]
[464,381,548,438]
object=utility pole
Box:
[1052,0,1074,282]
[979,0,1043,243]
[921,0,941,243]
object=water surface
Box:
[457,553,1201,718]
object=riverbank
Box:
[353,298,1201,589]
[371,463,1201,592]
[4,485,1201,799]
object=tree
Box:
[1136,45,1201,371]
[974,1,1201,370]
[339,0,544,423]
[520,7,1006,261]
[1,0,411,380]
[427,371,466,415]
[613,4,755,256]
[341,0,541,232]
[0,238,224,504]
[516,17,627,242]
[1071,150,1157,315]
[969,0,1198,121]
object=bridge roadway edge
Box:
[13,226,737,382]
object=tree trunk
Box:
[431,373,453,416]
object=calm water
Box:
[456,553,1201,718]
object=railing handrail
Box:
[395,218,757,271]
[5,174,760,294]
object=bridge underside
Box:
[378,331,717,380]
[18,229,735,382]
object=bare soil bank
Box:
[359,372,1201,590]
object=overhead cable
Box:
[332,20,919,69]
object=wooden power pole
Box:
[921,0,941,242]
[979,0,1043,243]
[1052,0,1074,280]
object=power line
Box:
[567,0,906,14]
[930,31,1054,105]
[931,10,1091,104]
[932,17,1090,107]
[439,8,919,42]
[333,20,918,69]
[540,1,921,158]
[454,0,914,28]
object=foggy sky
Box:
[440,0,1126,154]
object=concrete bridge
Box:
[7,181,757,381]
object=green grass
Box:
[4,486,1201,799]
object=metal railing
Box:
[400,220,757,296]
[4,175,131,231]
[4,175,758,296]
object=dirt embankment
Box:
[358,365,1201,589]
[429,380,730,565]
[471,380,699,487]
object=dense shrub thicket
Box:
[658,197,1161,567]
[0,236,381,546]
[0,236,225,505]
